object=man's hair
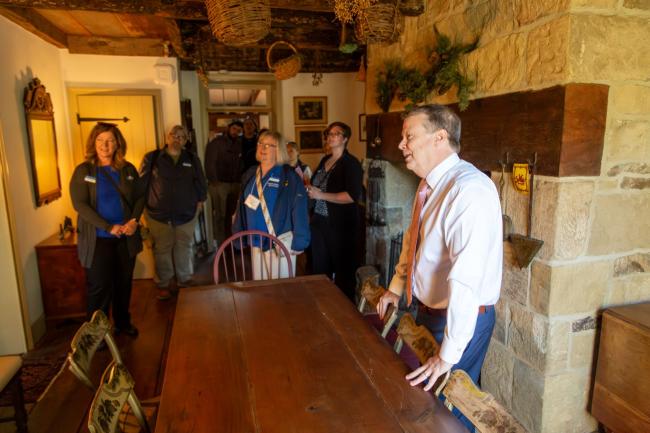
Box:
[258,130,289,165]
[406,104,461,152]
[228,120,244,129]
[323,121,352,148]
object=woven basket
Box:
[399,0,425,16]
[266,41,302,80]
[206,0,271,47]
[355,0,403,45]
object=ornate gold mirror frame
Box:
[24,77,62,206]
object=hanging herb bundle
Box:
[375,59,401,112]
[374,28,479,111]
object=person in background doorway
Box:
[204,120,243,245]
[376,104,503,432]
[241,117,259,172]
[70,122,143,337]
[233,131,310,279]
[307,121,363,301]
[140,125,208,300]
[286,141,312,185]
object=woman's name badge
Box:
[182,162,192,167]
[84,176,96,183]
[245,194,260,210]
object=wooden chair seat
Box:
[0,355,28,433]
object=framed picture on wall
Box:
[359,114,367,142]
[295,125,325,153]
[294,96,328,125]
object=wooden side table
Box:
[591,302,650,433]
[35,232,86,324]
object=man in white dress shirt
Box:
[377,104,502,431]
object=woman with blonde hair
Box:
[70,122,144,336]
[233,131,310,278]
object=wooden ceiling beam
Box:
[0,5,67,47]
[67,35,165,56]
[0,1,332,19]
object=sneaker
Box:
[177,278,198,288]
[157,288,172,300]
[114,324,139,337]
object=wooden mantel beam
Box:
[0,5,67,47]
[0,0,332,19]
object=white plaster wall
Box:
[0,17,73,347]
[59,52,182,135]
[278,73,366,170]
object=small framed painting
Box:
[294,96,328,125]
[359,113,367,142]
[295,125,325,153]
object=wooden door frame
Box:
[67,87,164,165]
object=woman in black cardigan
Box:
[307,121,363,301]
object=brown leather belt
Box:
[418,304,489,316]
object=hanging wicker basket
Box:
[355,0,403,45]
[205,0,271,47]
[266,41,302,80]
[399,0,425,16]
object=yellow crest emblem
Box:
[512,163,530,194]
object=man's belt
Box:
[418,304,490,316]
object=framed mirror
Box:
[24,77,62,206]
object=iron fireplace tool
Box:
[509,153,544,268]
[499,153,514,242]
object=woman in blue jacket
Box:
[233,131,310,278]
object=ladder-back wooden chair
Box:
[88,361,156,433]
[396,314,528,433]
[213,229,294,283]
[68,310,122,389]
[356,274,399,338]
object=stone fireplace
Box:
[363,2,650,433]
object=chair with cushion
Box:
[213,229,293,283]
[0,355,28,433]
[68,310,122,389]
[88,361,156,433]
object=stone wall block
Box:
[588,193,650,255]
[548,180,595,260]
[466,33,526,95]
[605,119,650,162]
[526,16,570,86]
[530,179,559,260]
[518,0,569,25]
[571,316,597,332]
[623,0,650,10]
[621,177,650,190]
[530,261,551,315]
[570,0,619,7]
[607,162,650,176]
[570,329,597,369]
[547,320,570,373]
[609,273,650,305]
[550,261,610,316]
[597,179,619,191]
[466,0,519,41]
[508,303,548,371]
[512,359,544,433]
[502,244,530,305]
[494,298,509,344]
[570,15,650,82]
[610,84,650,115]
[614,252,650,277]
[481,340,515,410]
[541,370,598,433]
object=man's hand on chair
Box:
[377,291,399,320]
[406,355,453,392]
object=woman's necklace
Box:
[325,154,341,172]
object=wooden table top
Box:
[155,275,466,433]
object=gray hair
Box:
[406,104,461,152]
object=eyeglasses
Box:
[96,139,117,145]
[257,142,277,149]
[326,131,344,138]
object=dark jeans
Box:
[416,303,496,433]
[310,215,358,301]
[85,237,136,329]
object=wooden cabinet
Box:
[591,302,650,433]
[35,233,86,324]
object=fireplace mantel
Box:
[366,83,608,177]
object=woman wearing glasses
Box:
[233,130,310,278]
[70,122,144,337]
[307,121,363,301]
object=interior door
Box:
[72,93,160,279]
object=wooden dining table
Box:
[154,275,467,433]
